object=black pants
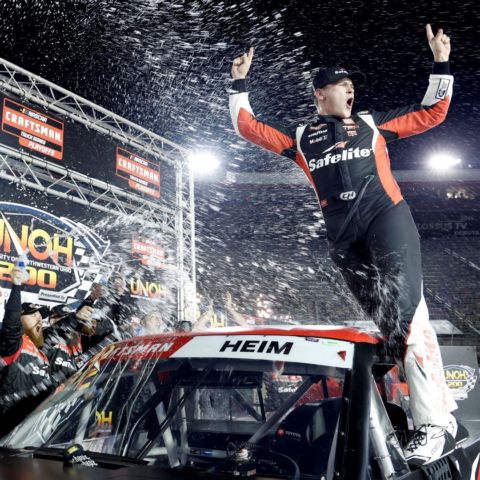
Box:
[328,201,422,358]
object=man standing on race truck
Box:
[229,25,459,466]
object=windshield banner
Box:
[112,334,354,368]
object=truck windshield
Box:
[1,347,346,477]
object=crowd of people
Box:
[0,260,271,438]
[0,267,179,437]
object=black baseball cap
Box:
[312,66,366,90]
[21,303,50,319]
[49,304,73,319]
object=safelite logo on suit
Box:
[308,141,372,172]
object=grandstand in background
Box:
[196,173,480,351]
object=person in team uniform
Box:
[229,24,460,465]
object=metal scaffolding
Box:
[0,57,196,321]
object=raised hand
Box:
[10,266,24,286]
[76,305,93,322]
[89,282,105,301]
[426,24,451,62]
[231,47,254,80]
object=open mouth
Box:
[347,98,353,108]
[34,323,42,336]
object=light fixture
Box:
[428,153,462,170]
[188,151,220,173]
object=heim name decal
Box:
[220,339,293,355]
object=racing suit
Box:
[229,62,457,427]
[44,313,84,381]
[0,285,55,436]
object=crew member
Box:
[0,267,54,436]
[44,303,96,380]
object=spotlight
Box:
[188,151,220,173]
[428,153,462,170]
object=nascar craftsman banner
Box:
[131,238,166,269]
[0,92,176,202]
[1,98,64,160]
[116,147,160,198]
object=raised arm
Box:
[370,24,453,141]
[229,47,297,160]
[231,47,254,81]
[192,300,214,331]
[0,267,24,361]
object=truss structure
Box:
[0,58,187,165]
[0,57,196,321]
[0,145,177,232]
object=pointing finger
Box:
[247,46,254,61]
[426,23,434,41]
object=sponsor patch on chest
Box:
[309,135,328,144]
[308,147,372,172]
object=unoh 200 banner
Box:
[0,201,110,308]
[0,199,172,315]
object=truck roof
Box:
[106,326,381,370]
[126,325,380,345]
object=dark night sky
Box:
[0,0,478,316]
[0,0,478,174]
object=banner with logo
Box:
[0,91,176,203]
[116,147,161,198]
[1,97,64,160]
[0,185,176,319]
[0,200,108,307]
[440,346,479,434]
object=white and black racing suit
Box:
[229,62,457,427]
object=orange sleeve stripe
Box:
[374,134,403,205]
[1,347,21,365]
[378,97,450,139]
[237,108,295,154]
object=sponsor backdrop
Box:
[0,180,176,319]
[0,89,179,320]
[0,92,176,202]
[441,346,480,435]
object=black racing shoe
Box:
[445,415,470,444]
[404,424,456,467]
[446,417,469,444]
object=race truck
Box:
[0,326,478,480]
